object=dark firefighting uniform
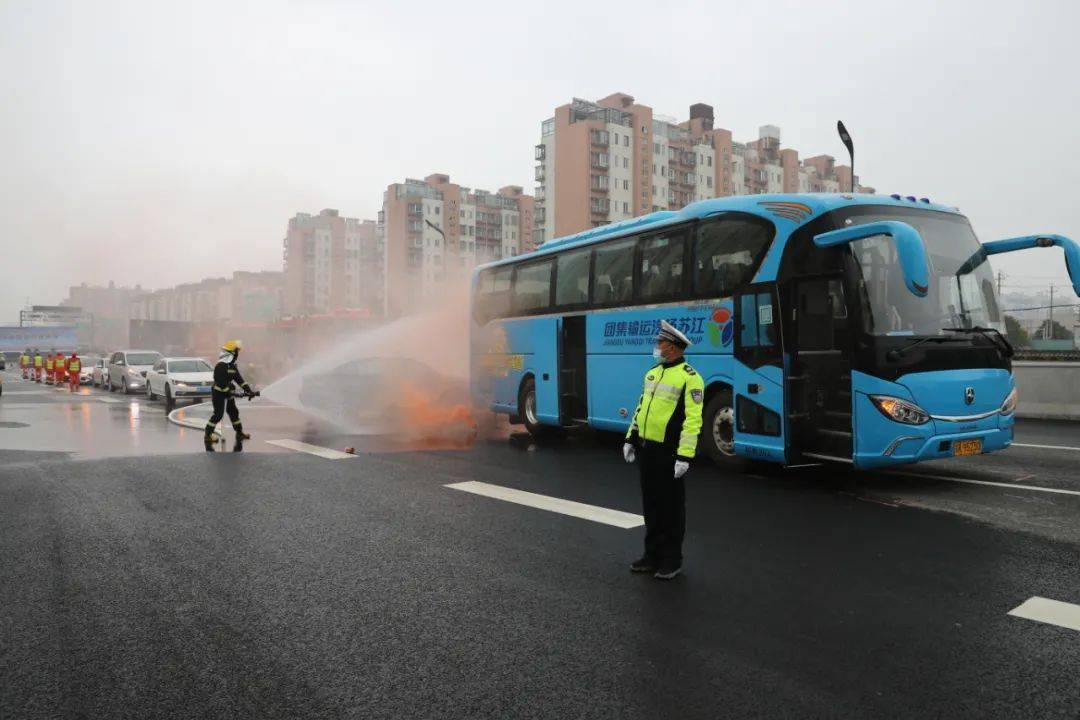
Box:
[625,358,705,568]
[204,356,254,441]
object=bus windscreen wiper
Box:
[886,334,967,361]
[942,326,1014,358]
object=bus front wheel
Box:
[701,387,737,465]
[518,376,544,437]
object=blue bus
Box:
[469,193,1080,469]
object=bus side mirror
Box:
[813,221,930,297]
[982,234,1080,297]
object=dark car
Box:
[298,357,474,443]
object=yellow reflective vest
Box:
[34,355,42,368]
[45,357,54,371]
[626,359,705,459]
[68,358,81,373]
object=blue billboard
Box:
[0,326,79,351]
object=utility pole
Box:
[1048,284,1055,339]
[997,271,1005,296]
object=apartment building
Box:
[282,209,382,316]
[534,93,873,244]
[127,271,284,324]
[380,174,534,317]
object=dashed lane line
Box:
[887,471,1080,498]
[265,438,356,460]
[1008,597,1080,633]
[446,480,644,529]
[1012,442,1080,452]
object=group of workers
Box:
[19,348,82,390]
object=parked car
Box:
[146,357,214,410]
[106,350,162,394]
[78,356,100,385]
[91,356,109,387]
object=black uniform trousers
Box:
[638,442,686,567]
[207,390,242,431]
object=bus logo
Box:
[706,307,734,348]
[965,387,975,405]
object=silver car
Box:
[91,356,109,387]
[107,349,163,394]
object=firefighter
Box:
[67,351,81,391]
[33,349,43,382]
[204,340,259,452]
[20,348,30,379]
[45,351,55,385]
[623,320,705,580]
[54,350,67,387]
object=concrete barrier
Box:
[1013,361,1080,421]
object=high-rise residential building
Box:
[127,271,284,324]
[282,209,382,316]
[534,93,873,244]
[380,174,534,317]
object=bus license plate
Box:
[954,439,982,457]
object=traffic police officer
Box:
[623,320,705,580]
[204,340,259,452]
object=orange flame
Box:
[392,382,479,450]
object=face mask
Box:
[652,347,664,361]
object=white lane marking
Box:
[446,480,644,529]
[265,438,356,460]
[1013,442,1080,452]
[888,471,1080,498]
[1008,596,1080,633]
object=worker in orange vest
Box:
[55,350,67,386]
[45,351,55,384]
[67,352,81,391]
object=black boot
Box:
[204,433,216,452]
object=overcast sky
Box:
[1,0,1077,321]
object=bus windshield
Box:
[848,210,1001,336]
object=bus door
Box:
[787,275,853,462]
[733,283,787,464]
[558,315,588,423]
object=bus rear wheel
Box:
[518,376,545,437]
[701,387,737,465]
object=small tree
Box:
[1034,319,1075,341]
[1003,315,1029,347]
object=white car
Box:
[78,356,100,385]
[146,357,214,410]
[91,356,108,387]
[107,349,163,394]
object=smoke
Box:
[261,282,482,450]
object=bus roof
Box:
[476,192,963,272]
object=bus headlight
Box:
[869,395,930,425]
[1000,387,1018,415]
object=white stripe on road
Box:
[1008,596,1080,633]
[888,471,1080,497]
[446,480,644,529]
[1013,442,1080,452]
[265,438,356,460]
[97,397,130,404]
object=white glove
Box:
[674,460,690,479]
[623,443,636,463]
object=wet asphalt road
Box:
[2,369,1080,718]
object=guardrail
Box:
[1013,361,1080,420]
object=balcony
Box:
[535,144,546,161]
[590,130,610,146]
[590,198,610,215]
[535,165,545,182]
[590,174,609,193]
[590,153,609,169]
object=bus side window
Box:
[694,216,774,298]
[638,230,687,302]
[513,259,554,314]
[555,249,591,307]
[475,267,512,322]
[591,238,635,305]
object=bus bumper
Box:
[854,410,1015,470]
